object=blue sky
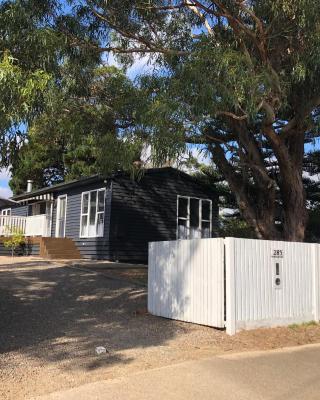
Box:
[0,169,12,198]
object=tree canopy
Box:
[2,1,320,241]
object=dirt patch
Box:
[1,259,320,400]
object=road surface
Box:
[35,343,320,400]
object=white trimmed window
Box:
[177,196,212,239]
[80,188,106,238]
[1,208,11,216]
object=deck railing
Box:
[0,215,50,237]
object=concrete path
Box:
[35,343,320,400]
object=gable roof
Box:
[11,167,215,202]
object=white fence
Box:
[0,215,26,236]
[148,237,320,335]
[0,215,50,237]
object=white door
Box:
[56,195,67,237]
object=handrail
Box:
[0,215,50,237]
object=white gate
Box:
[148,238,225,328]
[148,237,320,335]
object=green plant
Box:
[289,321,318,330]
[3,227,25,257]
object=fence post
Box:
[225,237,236,335]
[312,244,319,322]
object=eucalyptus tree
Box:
[0,0,99,169]
[56,0,320,241]
[9,65,143,194]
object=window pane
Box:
[89,191,97,224]
[190,198,200,228]
[40,202,46,215]
[82,193,89,214]
[202,200,211,221]
[81,215,88,237]
[59,198,66,219]
[178,197,188,218]
[96,213,104,236]
[88,191,97,236]
[98,190,105,212]
[178,219,188,239]
[201,221,211,238]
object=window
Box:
[177,196,212,240]
[80,189,105,237]
[1,208,11,216]
[28,202,47,216]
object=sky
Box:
[0,168,12,198]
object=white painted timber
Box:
[313,244,320,322]
[0,215,26,236]
[149,237,320,335]
[0,215,50,237]
[148,238,225,328]
[25,215,50,237]
[225,238,318,334]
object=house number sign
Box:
[272,250,284,258]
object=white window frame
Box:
[55,194,67,238]
[79,188,106,238]
[176,195,212,240]
[1,208,11,216]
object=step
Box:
[40,237,82,260]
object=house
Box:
[0,167,218,261]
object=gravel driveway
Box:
[2,258,320,400]
[0,258,225,400]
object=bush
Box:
[3,227,25,257]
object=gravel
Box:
[1,257,320,400]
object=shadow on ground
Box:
[0,261,189,373]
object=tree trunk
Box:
[281,168,307,242]
[209,143,280,240]
[277,129,308,242]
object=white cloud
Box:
[0,168,12,199]
[103,53,155,80]
[104,52,120,68]
[303,171,320,182]
[127,55,155,80]
[0,186,13,199]
[0,168,11,181]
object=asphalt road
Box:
[35,343,320,400]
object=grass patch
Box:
[289,320,318,329]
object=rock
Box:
[95,346,107,355]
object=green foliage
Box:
[0,51,51,156]
[289,320,318,329]
[3,1,320,240]
[9,64,145,193]
[219,217,256,239]
[3,227,25,257]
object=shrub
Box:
[3,227,25,257]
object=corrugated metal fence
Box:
[148,237,320,335]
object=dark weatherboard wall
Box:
[51,180,112,260]
[108,168,219,262]
[0,168,218,262]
